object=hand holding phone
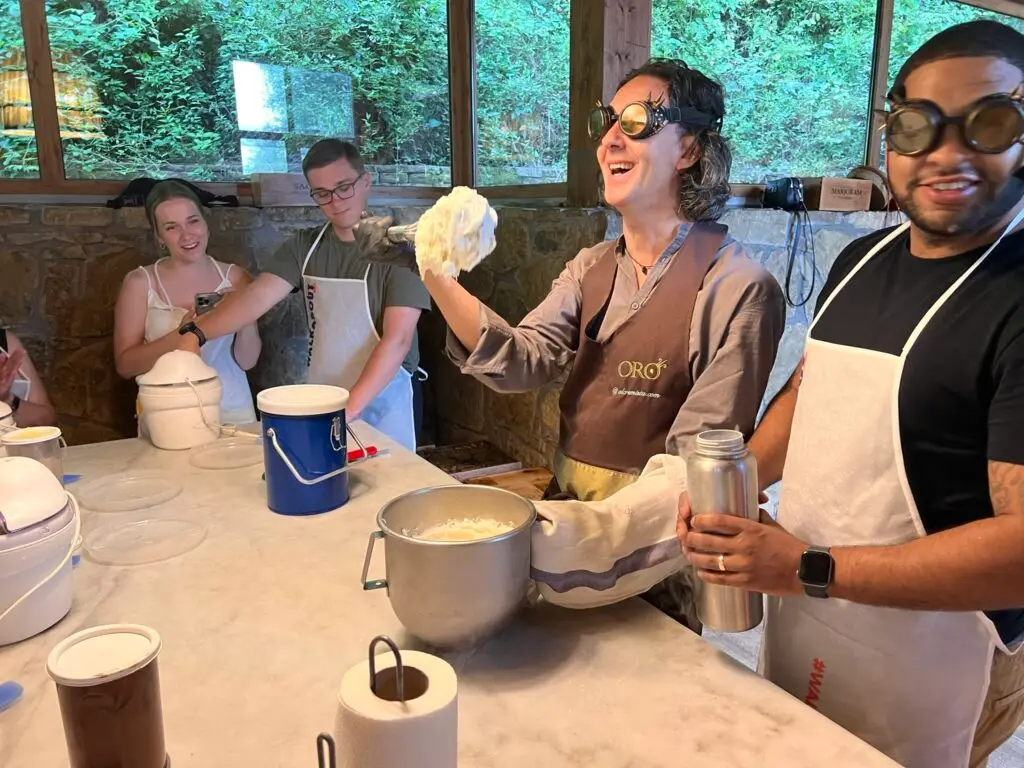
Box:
[194,292,223,316]
[0,347,26,402]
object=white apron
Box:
[760,210,1024,768]
[138,258,256,425]
[301,223,417,452]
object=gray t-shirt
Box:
[261,221,431,373]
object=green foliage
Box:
[2,0,1023,183]
[475,0,570,184]
[652,0,1024,182]
[0,0,36,178]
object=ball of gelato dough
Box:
[414,186,498,278]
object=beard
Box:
[895,168,1024,238]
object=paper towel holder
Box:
[316,732,336,768]
[368,635,406,703]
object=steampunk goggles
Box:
[884,86,1024,156]
[588,99,721,142]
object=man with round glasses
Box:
[177,139,430,451]
[675,20,1024,767]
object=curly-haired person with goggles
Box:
[423,58,784,632]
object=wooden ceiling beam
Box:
[567,0,651,207]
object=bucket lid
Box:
[47,624,162,687]
[0,456,67,532]
[257,384,349,417]
[138,350,217,387]
[1,425,61,446]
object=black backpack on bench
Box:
[105,177,239,209]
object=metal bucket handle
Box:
[368,635,405,703]
[266,423,378,486]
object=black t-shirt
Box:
[812,226,1024,646]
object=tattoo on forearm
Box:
[989,461,1024,516]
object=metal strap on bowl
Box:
[368,635,405,703]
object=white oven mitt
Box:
[413,186,498,278]
[530,454,690,609]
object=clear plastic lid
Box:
[84,519,206,566]
[74,470,182,513]
[189,437,263,470]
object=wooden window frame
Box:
[864,0,1024,169]
[6,1,1021,208]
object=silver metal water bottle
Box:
[687,429,764,633]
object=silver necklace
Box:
[625,249,654,275]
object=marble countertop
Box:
[0,427,898,767]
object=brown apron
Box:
[545,221,727,502]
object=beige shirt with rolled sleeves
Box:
[445,228,787,458]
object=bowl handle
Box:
[361,530,387,590]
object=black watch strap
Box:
[179,322,207,347]
[9,394,20,413]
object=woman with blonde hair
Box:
[113,180,261,424]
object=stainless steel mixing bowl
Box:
[361,484,536,649]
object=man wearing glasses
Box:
[178,139,430,451]
[676,21,1024,767]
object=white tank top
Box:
[137,258,257,424]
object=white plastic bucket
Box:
[0,496,79,646]
[139,378,223,451]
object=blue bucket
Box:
[257,385,351,516]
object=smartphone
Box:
[195,292,223,316]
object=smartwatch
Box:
[798,545,834,598]
[178,322,207,347]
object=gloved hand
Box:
[357,214,419,270]
[356,214,395,259]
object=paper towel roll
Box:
[334,649,458,768]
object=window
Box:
[474,0,570,186]
[0,0,39,178]
[878,0,1024,167]
[43,0,451,185]
[652,1,877,184]
[890,0,1024,83]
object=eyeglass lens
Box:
[589,103,655,141]
[888,99,1023,155]
[311,178,360,204]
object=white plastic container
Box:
[0,400,13,429]
[138,350,222,451]
[1,425,65,484]
[0,456,80,646]
[0,400,14,457]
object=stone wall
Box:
[0,204,358,444]
[0,201,900,452]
